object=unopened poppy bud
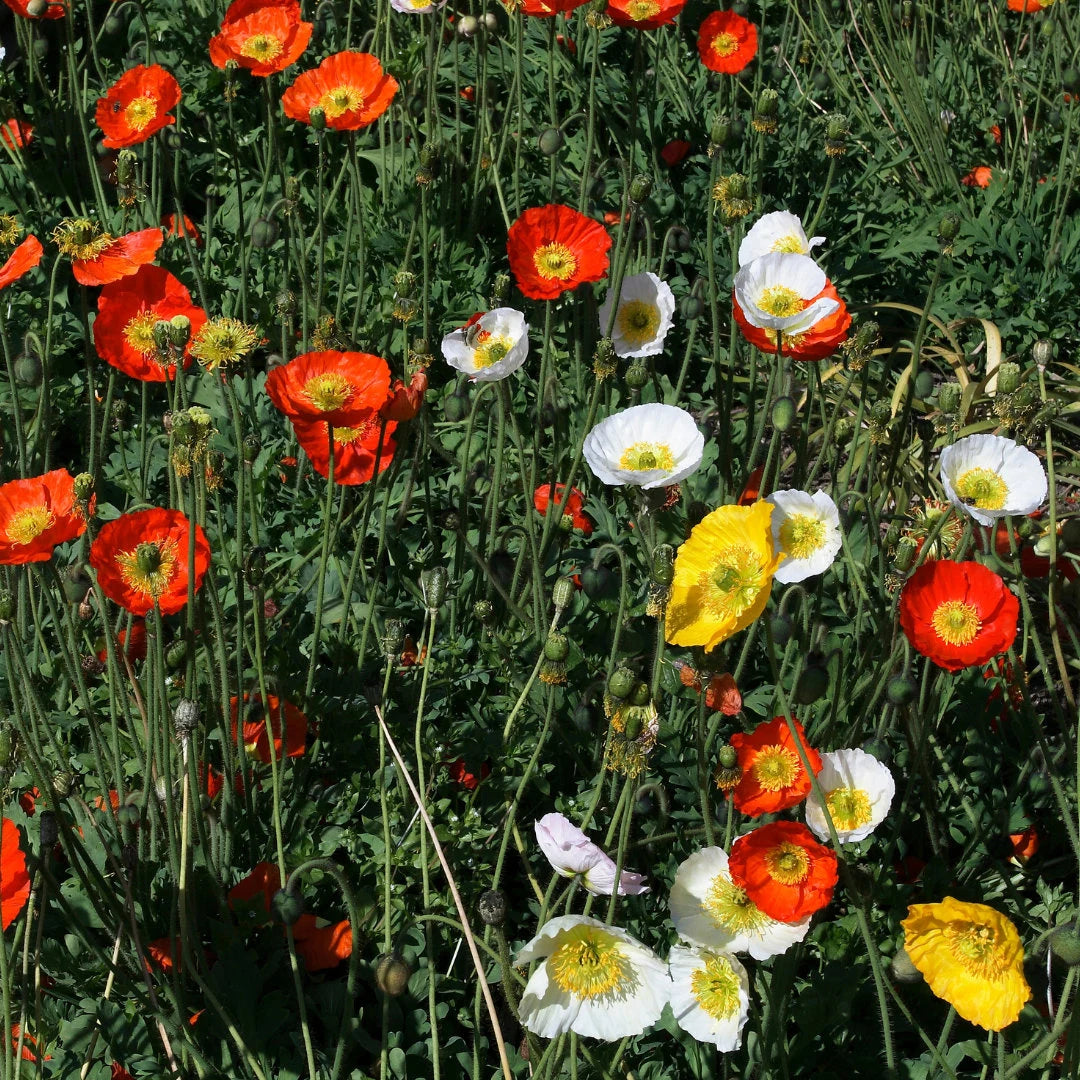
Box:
[628,173,653,204]
[890,948,923,983]
[770,612,793,646]
[607,667,636,701]
[376,952,411,996]
[652,544,675,587]
[538,127,563,156]
[250,216,279,249]
[771,396,797,432]
[308,106,326,130]
[1031,339,1053,369]
[680,294,704,321]
[552,576,575,612]
[593,337,617,380]
[421,567,448,611]
[14,353,42,387]
[272,888,304,926]
[885,672,917,707]
[795,665,829,704]
[995,361,1021,395]
[937,381,961,414]
[1061,518,1080,552]
[893,536,919,572]
[544,631,570,663]
[1063,68,1080,94]
[1050,924,1080,966]
[937,213,960,246]
[478,888,507,927]
[457,14,479,38]
[752,89,780,135]
[625,360,648,389]
[104,13,123,33]
[173,699,200,738]
[153,319,172,355]
[861,736,891,763]
[26,0,48,17]
[39,809,58,848]
[168,314,191,349]
[472,598,495,624]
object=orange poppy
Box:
[161,212,202,246]
[4,0,64,18]
[607,0,686,30]
[282,51,398,131]
[898,560,1018,673]
[112,1064,135,1080]
[52,221,163,287]
[532,482,593,536]
[97,620,147,665]
[292,914,352,971]
[728,820,838,923]
[380,370,427,422]
[231,693,308,763]
[210,0,313,77]
[443,758,491,790]
[705,672,742,715]
[519,0,590,14]
[0,469,87,565]
[0,119,33,150]
[89,508,211,616]
[697,10,758,75]
[229,861,281,915]
[292,415,397,486]
[1,818,31,932]
[9,1025,49,1063]
[0,235,43,291]
[1007,0,1049,10]
[733,282,852,361]
[93,264,207,381]
[506,204,612,301]
[145,936,179,971]
[266,350,391,427]
[1008,825,1039,864]
[95,64,181,149]
[961,166,993,188]
[729,717,821,817]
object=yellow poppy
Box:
[902,897,1030,1031]
[665,501,782,651]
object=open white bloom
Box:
[516,915,670,1040]
[440,308,529,382]
[766,489,843,584]
[668,945,750,1051]
[733,252,838,336]
[738,211,825,268]
[390,0,446,12]
[805,748,895,844]
[939,433,1047,527]
[669,847,810,961]
[583,403,704,490]
[598,272,676,358]
[535,813,649,896]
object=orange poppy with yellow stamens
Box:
[0,235,43,291]
[282,52,398,131]
[607,0,686,30]
[730,717,821,817]
[0,470,87,565]
[291,415,397,486]
[231,693,308,763]
[697,10,758,75]
[94,65,181,149]
[266,350,391,428]
[209,0,313,77]
[733,282,851,361]
[507,204,612,301]
[519,0,590,14]
[52,220,163,287]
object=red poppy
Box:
[400,635,426,667]
[94,265,207,381]
[0,235,43,291]
[961,166,993,188]
[0,469,87,565]
[18,789,38,816]
[533,482,594,536]
[380,370,427,421]
[9,1025,49,1063]
[266,350,392,427]
[443,758,491,790]
[0,119,33,150]
[112,1064,135,1080]
[660,138,692,166]
[697,10,758,75]
[282,52,398,131]
[145,936,179,972]
[989,124,1003,145]
[1008,825,1038,864]
[733,282,852,361]
[555,34,577,55]
[231,693,308,763]
[985,515,1078,582]
[95,65,181,148]
[729,717,821,817]
[519,0,590,14]
[292,416,397,486]
[507,204,612,301]
[898,560,1018,673]
[1007,0,1048,11]
[92,791,121,815]
[738,465,764,506]
[1,818,31,932]
[3,0,64,18]
[161,212,202,246]
[292,914,352,970]
[728,820,838,923]
[894,854,926,884]
[89,508,211,616]
[97,620,147,665]
[705,673,741,715]
[53,222,163,287]
[607,0,685,30]
[210,0,313,77]
[229,861,281,915]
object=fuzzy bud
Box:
[272,888,304,926]
[890,948,923,984]
[886,675,917,706]
[538,127,564,156]
[478,889,507,927]
[1050,924,1080,967]
[771,396,797,432]
[174,699,200,738]
[376,952,412,996]
[14,353,42,387]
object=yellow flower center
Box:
[751,744,800,791]
[772,234,806,254]
[954,467,1008,511]
[303,372,354,413]
[626,0,661,19]
[712,32,739,57]
[619,441,674,472]
[0,214,21,247]
[931,600,981,647]
[320,85,364,119]
[124,311,159,356]
[124,95,158,132]
[757,285,805,318]
[945,921,1008,981]
[533,242,578,281]
[473,333,513,369]
[703,874,771,935]
[764,841,810,886]
[334,418,377,446]
[6,505,53,546]
[825,786,873,831]
[191,318,257,372]
[616,300,661,349]
[779,513,827,560]
[547,925,634,999]
[241,33,284,62]
[690,953,742,1021]
[116,539,179,599]
[701,544,768,619]
[52,218,113,262]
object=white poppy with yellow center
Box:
[516,915,670,1040]
[939,433,1046,528]
[668,945,750,1051]
[583,403,703,490]
[733,252,838,335]
[805,748,895,844]
[738,210,825,267]
[440,307,530,382]
[765,488,843,584]
[389,0,446,11]
[598,272,675,358]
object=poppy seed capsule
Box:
[996,362,1021,395]
[174,699,200,737]
[552,576,575,611]
[421,567,448,611]
[538,128,563,156]
[544,632,570,663]
[652,545,675,586]
[893,536,918,572]
[625,360,648,389]
[382,618,406,657]
[629,680,651,707]
[937,381,961,414]
[771,396,797,432]
[168,314,191,349]
[607,667,636,701]
[1050,924,1080,966]
[271,888,304,926]
[717,745,738,769]
[376,953,412,996]
[472,599,495,624]
[937,213,960,244]
[166,641,187,669]
[478,888,507,927]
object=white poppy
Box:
[597,272,676,358]
[668,945,750,1051]
[583,403,704,490]
[390,0,446,12]
[669,847,810,961]
[738,211,825,268]
[733,252,838,336]
[440,308,529,382]
[939,433,1047,527]
[766,489,843,584]
[534,813,649,897]
[516,915,670,1040]
[804,748,895,845]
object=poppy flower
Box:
[898,560,1018,673]
[734,282,850,360]
[766,489,843,583]
[533,482,593,535]
[804,748,895,844]
[660,138,692,166]
[441,308,530,381]
[962,166,993,188]
[380,370,427,421]
[95,65,181,149]
[9,1025,49,1063]
[93,265,207,381]
[292,416,397,486]
[668,945,750,1050]
[443,757,490,790]
[0,469,87,565]
[697,10,758,75]
[282,51,398,131]
[729,718,821,817]
[506,204,612,301]
[266,350,391,427]
[145,936,180,972]
[738,210,825,267]
[112,1064,134,1080]
[1008,825,1039,865]
[738,466,764,506]
[1007,0,1049,12]
[51,220,163,287]
[705,673,741,715]
[89,508,211,616]
[229,861,281,915]
[1,818,31,932]
[209,0,313,77]
[535,812,648,896]
[390,0,446,10]
[519,0,590,14]
[0,235,43,291]
[0,119,33,151]
[598,272,676,358]
[161,212,202,246]
[97,620,147,665]
[939,434,1046,528]
[18,789,38,816]
[728,820,838,923]
[607,0,686,30]
[231,693,308,763]
[292,914,352,970]
[3,0,64,18]
[584,403,704,490]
